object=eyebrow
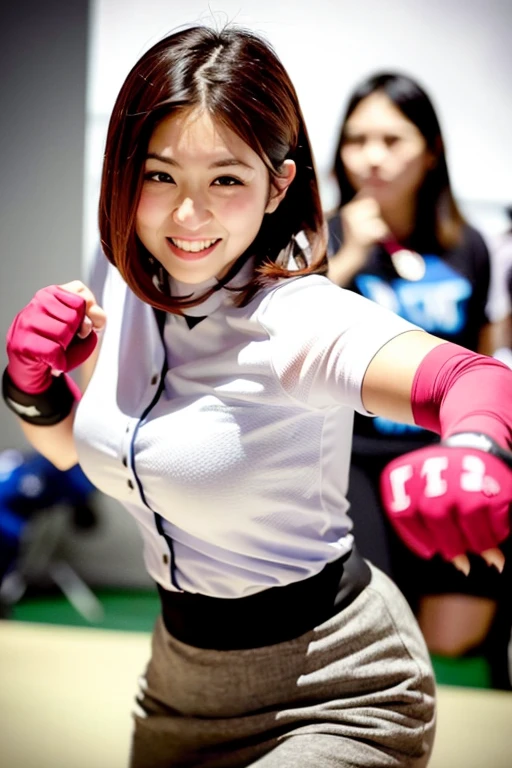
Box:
[146,152,254,170]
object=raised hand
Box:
[6,281,105,395]
[340,194,390,252]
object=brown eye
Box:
[144,171,175,184]
[213,176,244,186]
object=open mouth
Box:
[166,237,222,262]
[167,237,221,253]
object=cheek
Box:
[136,190,168,230]
[340,148,365,189]
[341,147,360,174]
[395,152,430,187]
[218,191,266,232]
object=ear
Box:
[265,160,297,214]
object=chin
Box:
[166,263,217,285]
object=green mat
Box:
[9,589,492,689]
[10,588,160,633]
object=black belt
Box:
[157,547,371,650]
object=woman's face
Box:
[341,92,435,206]
[136,108,295,285]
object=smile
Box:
[166,237,221,261]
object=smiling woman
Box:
[135,109,296,285]
[98,28,325,313]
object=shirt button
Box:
[151,374,158,385]
[162,554,169,565]
[122,456,127,467]
[127,479,134,490]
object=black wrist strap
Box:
[2,368,76,426]
[443,432,512,471]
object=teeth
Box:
[170,238,218,252]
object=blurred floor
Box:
[1,621,512,768]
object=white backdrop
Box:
[83,0,512,269]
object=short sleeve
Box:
[259,275,421,414]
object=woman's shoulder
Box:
[260,273,338,305]
[254,273,386,330]
[250,274,331,320]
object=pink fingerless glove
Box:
[380,445,512,560]
[6,285,98,395]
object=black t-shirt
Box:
[327,211,491,455]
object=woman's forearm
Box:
[19,408,79,470]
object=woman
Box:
[3,27,512,767]
[326,72,510,671]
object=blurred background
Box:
[0,0,511,688]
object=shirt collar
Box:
[167,255,256,317]
[166,233,311,317]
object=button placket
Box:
[122,420,136,492]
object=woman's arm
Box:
[18,342,101,471]
[361,330,444,421]
[4,281,105,471]
[365,330,512,572]
[19,409,78,472]
[327,198,389,287]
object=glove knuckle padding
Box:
[380,445,512,560]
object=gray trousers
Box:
[130,565,436,767]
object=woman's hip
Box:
[130,564,436,766]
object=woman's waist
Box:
[156,545,371,650]
[149,520,354,596]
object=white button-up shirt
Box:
[74,254,419,597]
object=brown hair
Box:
[332,72,465,251]
[99,25,327,313]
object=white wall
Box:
[84,0,512,269]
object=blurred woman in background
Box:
[327,72,511,686]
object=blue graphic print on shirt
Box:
[355,256,472,333]
[355,256,472,435]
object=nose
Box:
[172,196,212,229]
[364,140,387,167]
